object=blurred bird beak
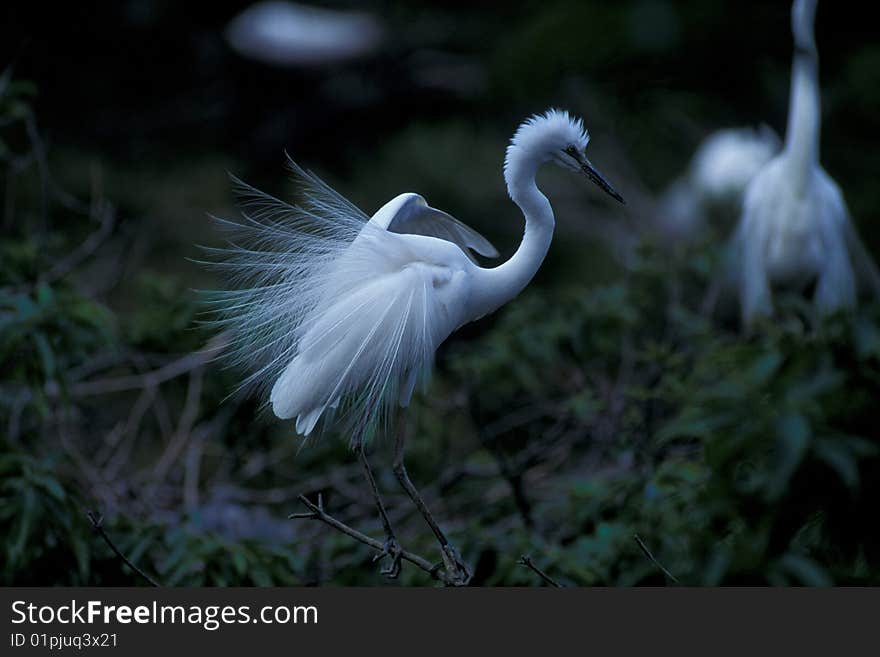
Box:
[577,153,625,204]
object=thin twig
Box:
[152,366,204,481]
[87,511,160,587]
[183,426,207,511]
[290,494,456,586]
[103,387,155,480]
[57,410,109,504]
[38,199,115,287]
[70,333,228,397]
[518,555,563,587]
[634,534,679,584]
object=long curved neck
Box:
[784,2,820,194]
[468,153,554,319]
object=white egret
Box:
[204,109,623,582]
[733,0,880,325]
[225,1,384,67]
[657,126,779,242]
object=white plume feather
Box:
[199,157,367,396]
[200,156,451,442]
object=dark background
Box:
[2,1,879,586]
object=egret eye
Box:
[562,145,585,168]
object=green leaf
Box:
[10,487,37,564]
[30,472,66,501]
[813,439,860,490]
[36,283,55,309]
[32,332,55,379]
[768,413,811,498]
[71,534,91,583]
[852,316,880,359]
[250,567,273,587]
[656,411,732,444]
[747,351,784,386]
[9,293,40,321]
[126,532,157,567]
[233,550,248,576]
[785,369,845,404]
[702,547,732,586]
[778,554,832,587]
[164,558,199,586]
[837,435,879,458]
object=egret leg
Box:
[391,423,470,585]
[354,440,402,578]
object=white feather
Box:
[729,0,879,326]
[734,159,861,324]
[199,158,369,399]
[657,126,780,241]
[203,157,475,441]
[204,108,617,441]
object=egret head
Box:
[505,108,624,204]
[690,126,780,204]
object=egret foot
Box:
[438,542,470,585]
[392,423,470,585]
[373,535,403,579]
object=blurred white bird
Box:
[657,126,779,242]
[732,0,880,325]
[226,1,383,67]
[204,109,623,582]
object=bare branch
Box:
[103,386,155,480]
[71,333,228,397]
[87,510,160,587]
[290,494,458,586]
[38,199,116,286]
[634,534,679,584]
[183,429,206,511]
[151,366,204,481]
[518,554,562,588]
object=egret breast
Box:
[763,198,823,287]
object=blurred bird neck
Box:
[472,159,554,318]
[783,37,820,194]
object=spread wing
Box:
[373,193,499,262]
[200,159,468,441]
[197,156,372,400]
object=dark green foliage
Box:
[0,442,304,586]
[0,280,116,411]
[2,0,880,587]
[436,244,880,586]
[7,208,876,585]
[101,518,304,587]
[0,443,92,585]
[123,272,200,352]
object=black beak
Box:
[577,153,625,204]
